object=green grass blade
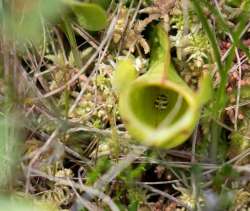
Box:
[191,0,223,75]
[204,0,250,59]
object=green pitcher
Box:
[112,25,211,148]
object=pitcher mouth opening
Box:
[128,83,189,128]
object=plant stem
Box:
[62,17,82,68]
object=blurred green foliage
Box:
[213,164,239,191]
[0,0,107,45]
[90,0,111,9]
[0,116,21,188]
[1,0,63,44]
[86,157,111,185]
[0,195,58,211]
[64,0,107,31]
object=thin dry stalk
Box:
[73,24,100,49]
[33,4,122,100]
[70,179,104,211]
[29,168,120,211]
[234,49,242,130]
[25,127,60,193]
[141,183,192,210]
[71,145,147,210]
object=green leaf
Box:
[128,201,139,211]
[90,0,112,9]
[61,18,82,67]
[226,0,242,7]
[213,164,239,191]
[85,157,110,185]
[197,72,213,105]
[218,186,234,210]
[66,1,107,31]
[112,59,138,94]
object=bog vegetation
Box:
[0,0,250,210]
